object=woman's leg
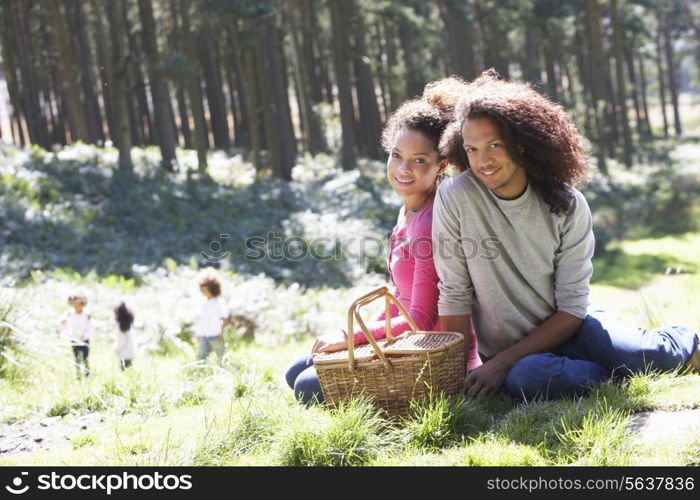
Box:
[284,354,314,389]
[284,354,324,404]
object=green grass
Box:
[1,143,699,466]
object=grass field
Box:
[0,232,698,466]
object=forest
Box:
[1,0,698,177]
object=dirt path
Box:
[0,413,104,457]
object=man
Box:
[432,70,700,400]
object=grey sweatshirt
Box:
[432,169,595,358]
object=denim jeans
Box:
[285,354,324,404]
[197,335,224,361]
[503,309,700,401]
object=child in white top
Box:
[114,302,136,370]
[60,291,93,378]
[195,272,230,361]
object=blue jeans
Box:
[285,354,324,404]
[504,309,700,401]
[197,336,224,361]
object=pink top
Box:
[352,196,482,370]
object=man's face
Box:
[461,117,527,200]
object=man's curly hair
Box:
[381,76,468,158]
[440,69,589,215]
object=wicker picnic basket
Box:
[313,286,465,418]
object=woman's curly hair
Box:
[440,69,589,215]
[381,76,468,159]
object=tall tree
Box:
[48,0,89,143]
[69,1,105,143]
[350,0,384,161]
[585,0,609,172]
[9,0,50,148]
[329,0,358,170]
[660,2,682,135]
[611,0,633,168]
[138,0,178,170]
[106,0,133,171]
[437,0,477,80]
[197,24,231,150]
[179,0,208,170]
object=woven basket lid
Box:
[313,331,463,365]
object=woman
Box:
[286,78,482,404]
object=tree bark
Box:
[179,0,208,170]
[10,0,51,148]
[636,51,653,139]
[611,0,633,168]
[437,0,477,80]
[48,0,88,143]
[138,0,178,170]
[69,0,105,143]
[661,4,682,135]
[197,25,231,150]
[584,0,609,172]
[350,0,384,161]
[89,0,117,144]
[655,26,670,138]
[329,0,358,170]
[104,0,133,171]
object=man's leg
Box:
[212,336,224,360]
[504,353,610,401]
[555,310,699,375]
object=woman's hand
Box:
[311,331,349,354]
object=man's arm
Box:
[464,311,582,397]
[440,315,473,365]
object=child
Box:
[195,272,230,361]
[285,78,482,404]
[60,291,93,378]
[114,302,136,370]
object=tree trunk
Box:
[69,1,105,143]
[106,0,133,171]
[437,0,477,80]
[383,16,402,112]
[329,0,358,170]
[350,0,384,161]
[168,0,192,149]
[10,0,51,148]
[611,0,632,168]
[265,9,296,179]
[661,5,682,135]
[397,0,425,98]
[198,26,231,150]
[0,4,25,146]
[625,44,648,141]
[179,0,207,170]
[48,0,88,143]
[584,0,609,172]
[655,28,670,138]
[523,20,542,84]
[240,32,262,171]
[637,51,653,139]
[138,0,178,171]
[226,22,251,150]
[89,0,117,144]
[123,5,153,146]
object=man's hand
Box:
[311,331,349,354]
[465,357,512,398]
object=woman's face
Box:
[386,128,444,203]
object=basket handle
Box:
[347,286,419,370]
